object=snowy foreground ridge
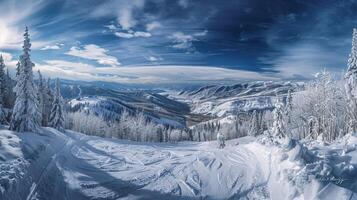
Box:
[0,128,356,200]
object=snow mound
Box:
[253,135,357,200]
[0,130,23,161]
[0,129,28,195]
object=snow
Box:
[0,129,23,161]
[0,127,356,199]
[166,81,300,118]
[253,135,357,200]
[69,96,103,108]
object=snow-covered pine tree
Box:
[0,55,7,123]
[15,61,20,79]
[4,67,15,108]
[249,110,259,136]
[10,27,41,132]
[37,70,47,126]
[286,90,293,123]
[272,101,286,139]
[0,55,7,103]
[49,78,65,131]
[345,28,357,134]
[285,89,293,137]
[45,78,54,123]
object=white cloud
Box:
[260,43,345,79]
[34,60,275,84]
[134,31,151,37]
[0,51,17,70]
[91,0,144,30]
[115,32,134,38]
[114,31,151,39]
[66,44,121,67]
[148,56,158,62]
[0,20,59,50]
[40,43,64,50]
[169,31,208,51]
[117,0,145,30]
[0,21,22,49]
[0,52,13,62]
[104,24,117,30]
[0,0,53,50]
[118,8,135,30]
[169,32,196,50]
[146,22,161,31]
[147,56,162,62]
[194,30,208,37]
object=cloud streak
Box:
[66,44,121,67]
[35,60,274,84]
[40,43,64,50]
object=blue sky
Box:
[0,0,356,84]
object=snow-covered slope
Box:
[0,128,356,199]
[68,93,190,127]
[167,81,303,117]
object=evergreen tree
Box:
[285,89,293,137]
[37,70,47,126]
[286,90,293,122]
[0,55,7,104]
[4,67,15,108]
[15,61,20,78]
[43,78,54,126]
[0,55,7,123]
[10,27,41,132]
[345,28,357,134]
[272,101,286,139]
[49,78,64,131]
[249,110,259,136]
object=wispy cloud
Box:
[104,23,152,39]
[66,44,121,67]
[35,59,274,84]
[114,31,151,39]
[169,32,196,51]
[260,42,347,79]
[169,31,208,52]
[147,56,163,62]
[193,30,208,37]
[0,51,17,71]
[0,0,52,49]
[90,0,145,30]
[40,43,64,50]
[146,22,161,31]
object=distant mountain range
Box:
[58,79,303,128]
[166,81,303,117]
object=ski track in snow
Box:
[2,128,356,199]
[25,138,70,200]
[17,129,270,200]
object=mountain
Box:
[57,80,303,128]
[166,81,303,117]
[68,94,191,128]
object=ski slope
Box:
[0,128,356,199]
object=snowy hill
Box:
[0,127,356,199]
[67,91,191,127]
[167,81,303,117]
[61,80,302,128]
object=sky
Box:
[0,0,356,84]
